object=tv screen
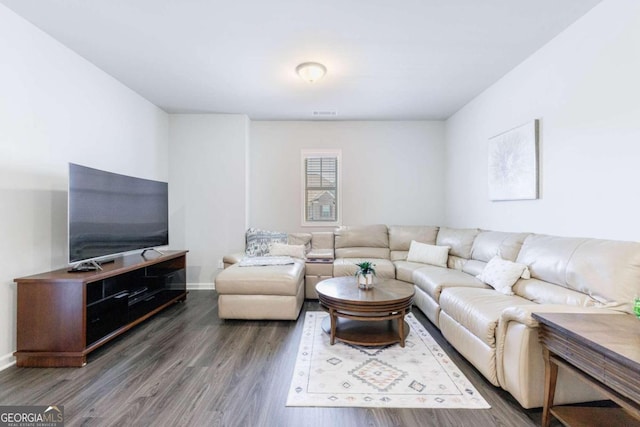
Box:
[68,163,169,264]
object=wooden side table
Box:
[532,313,640,427]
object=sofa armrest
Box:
[223,252,245,268]
[495,304,623,389]
[500,304,623,329]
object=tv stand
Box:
[14,250,188,367]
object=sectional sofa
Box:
[217,224,640,409]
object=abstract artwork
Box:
[488,120,539,201]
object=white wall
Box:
[445,0,640,241]
[0,5,169,369]
[169,114,249,286]
[250,121,445,231]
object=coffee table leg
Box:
[329,308,336,345]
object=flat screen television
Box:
[68,163,169,266]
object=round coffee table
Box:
[316,276,415,347]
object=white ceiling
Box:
[2,0,602,120]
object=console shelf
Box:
[14,250,188,367]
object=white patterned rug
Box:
[286,311,490,409]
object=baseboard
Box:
[187,282,215,290]
[0,353,15,371]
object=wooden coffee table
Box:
[316,276,415,347]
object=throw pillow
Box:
[245,228,288,257]
[269,243,306,259]
[406,240,450,268]
[476,256,529,295]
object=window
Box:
[302,150,341,226]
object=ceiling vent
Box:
[312,111,337,117]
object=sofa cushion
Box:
[390,251,409,262]
[335,247,390,259]
[334,224,388,249]
[516,235,586,287]
[288,232,312,252]
[447,255,468,271]
[476,256,529,296]
[406,241,449,267]
[412,265,488,303]
[436,227,480,259]
[439,287,534,347]
[333,224,389,258]
[311,231,335,250]
[215,259,305,296]
[470,231,530,262]
[332,258,395,279]
[461,259,485,276]
[394,260,426,283]
[388,225,439,251]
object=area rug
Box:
[286,311,490,409]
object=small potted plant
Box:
[355,261,376,290]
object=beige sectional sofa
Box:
[219,224,640,409]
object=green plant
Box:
[354,261,376,276]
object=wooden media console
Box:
[14,250,188,367]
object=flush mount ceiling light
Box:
[296,62,327,83]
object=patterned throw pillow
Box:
[245,228,288,257]
[476,256,529,295]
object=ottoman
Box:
[215,259,305,320]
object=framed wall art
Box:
[488,119,539,201]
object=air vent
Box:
[312,111,337,117]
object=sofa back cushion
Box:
[388,225,439,261]
[516,234,640,313]
[310,232,334,249]
[463,230,530,275]
[334,224,390,259]
[471,231,530,262]
[288,232,312,252]
[436,227,480,260]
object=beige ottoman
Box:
[215,259,305,320]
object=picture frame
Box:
[488,120,539,201]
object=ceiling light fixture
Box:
[296,62,327,83]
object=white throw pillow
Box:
[406,241,450,268]
[476,256,529,295]
[269,243,306,259]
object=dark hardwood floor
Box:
[0,291,555,426]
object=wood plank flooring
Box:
[0,291,556,427]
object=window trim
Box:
[301,149,342,227]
